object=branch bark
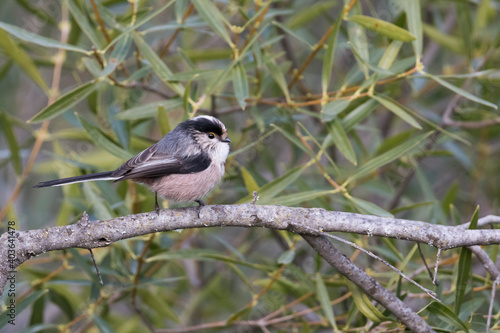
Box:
[2,204,500,329]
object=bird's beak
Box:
[222,137,231,143]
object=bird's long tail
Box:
[34,171,117,188]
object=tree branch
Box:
[2,204,500,330]
[303,235,435,333]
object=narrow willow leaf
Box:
[425,302,469,333]
[371,95,422,129]
[277,250,295,265]
[232,63,249,110]
[426,73,497,109]
[0,110,21,175]
[321,19,341,98]
[348,15,416,42]
[0,21,88,54]
[169,69,223,81]
[240,166,260,194]
[322,99,350,122]
[327,119,357,165]
[266,60,291,103]
[316,273,338,331]
[272,21,313,49]
[345,281,391,323]
[457,2,473,62]
[77,115,132,160]
[342,99,378,131]
[0,29,48,91]
[65,0,104,50]
[286,1,337,29]
[237,164,310,204]
[347,2,369,76]
[29,80,101,123]
[137,289,180,323]
[345,132,432,184]
[117,99,182,120]
[269,190,338,206]
[82,183,113,220]
[422,24,464,54]
[455,207,479,314]
[100,33,131,77]
[91,315,114,333]
[158,106,171,136]
[405,0,423,64]
[348,196,393,217]
[133,32,185,96]
[377,40,402,70]
[103,0,176,52]
[192,0,233,47]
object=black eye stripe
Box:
[189,118,223,136]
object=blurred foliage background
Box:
[1,0,500,332]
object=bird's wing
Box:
[111,144,211,180]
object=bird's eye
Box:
[208,132,215,139]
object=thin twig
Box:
[315,229,440,302]
[417,243,437,286]
[89,0,111,44]
[486,278,500,333]
[433,248,442,286]
[88,248,103,285]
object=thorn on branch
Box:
[78,211,90,227]
[252,191,259,205]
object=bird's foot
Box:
[155,192,160,216]
[195,200,206,219]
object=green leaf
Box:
[269,190,338,206]
[457,2,473,62]
[82,183,113,220]
[272,21,313,49]
[0,110,21,175]
[28,80,102,123]
[345,132,432,184]
[91,315,115,333]
[377,40,402,70]
[342,99,378,131]
[0,21,88,54]
[345,280,391,323]
[266,59,291,103]
[232,63,249,110]
[422,23,464,54]
[237,164,310,204]
[192,0,233,47]
[158,106,171,136]
[0,290,48,329]
[137,289,180,323]
[322,99,350,122]
[322,17,342,98]
[240,166,260,194]
[426,73,497,109]
[371,95,422,129]
[405,0,423,64]
[347,2,369,76]
[0,29,48,92]
[132,32,185,96]
[100,33,131,77]
[77,115,132,160]
[348,196,393,217]
[348,15,416,42]
[286,1,337,29]
[277,250,295,265]
[116,99,182,120]
[327,119,357,165]
[316,273,338,331]
[454,206,480,313]
[65,0,104,50]
[424,302,469,333]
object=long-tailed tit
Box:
[35,116,231,214]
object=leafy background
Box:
[0,0,499,332]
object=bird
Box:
[34,115,231,214]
